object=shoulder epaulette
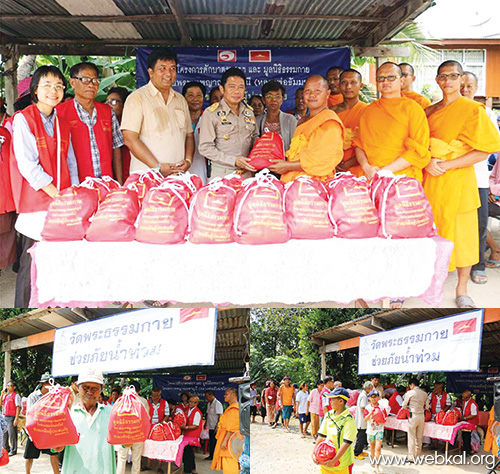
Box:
[207,102,220,112]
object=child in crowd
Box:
[364,390,389,474]
[295,382,311,438]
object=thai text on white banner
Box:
[358,309,484,375]
[52,308,218,377]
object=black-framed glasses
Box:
[73,77,100,85]
[436,73,461,82]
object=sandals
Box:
[471,270,488,284]
[456,295,477,309]
[486,258,500,268]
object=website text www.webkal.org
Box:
[368,452,497,469]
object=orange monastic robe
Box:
[423,97,500,271]
[484,407,499,457]
[402,90,432,109]
[328,93,344,108]
[355,96,430,182]
[337,101,368,177]
[281,108,344,184]
[211,402,240,474]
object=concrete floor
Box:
[1,225,499,309]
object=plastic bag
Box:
[25,383,79,449]
[188,178,237,244]
[313,439,339,466]
[107,386,150,445]
[148,423,168,441]
[397,408,409,420]
[283,176,334,240]
[232,170,290,245]
[124,169,164,203]
[173,410,187,427]
[371,171,436,239]
[86,187,140,241]
[327,173,379,238]
[371,406,388,424]
[425,409,432,422]
[163,421,182,440]
[441,408,460,426]
[135,181,190,244]
[248,132,285,170]
[0,448,9,466]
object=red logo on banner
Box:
[196,375,207,381]
[218,50,237,62]
[180,308,210,323]
[453,318,477,335]
[249,50,271,62]
[183,376,191,381]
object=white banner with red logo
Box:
[51,308,217,376]
[358,310,484,375]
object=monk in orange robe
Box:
[327,66,344,108]
[423,60,500,308]
[399,62,432,109]
[333,69,368,177]
[484,406,499,458]
[270,75,344,182]
[354,62,430,182]
[211,387,240,474]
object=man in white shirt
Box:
[205,390,223,461]
[354,381,373,459]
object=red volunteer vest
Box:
[148,398,167,423]
[0,125,15,214]
[430,392,448,415]
[184,406,203,439]
[10,105,72,213]
[462,398,479,425]
[389,392,402,416]
[2,392,19,416]
[56,99,114,182]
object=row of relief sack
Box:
[41,168,437,244]
[25,384,186,450]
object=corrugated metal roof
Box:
[134,22,180,40]
[114,0,171,15]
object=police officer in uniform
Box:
[198,67,258,180]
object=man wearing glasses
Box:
[399,63,432,110]
[423,60,500,309]
[57,62,124,183]
[55,367,116,473]
[354,61,430,183]
[181,395,203,474]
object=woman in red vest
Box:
[10,65,79,307]
[1,381,22,455]
[176,392,190,417]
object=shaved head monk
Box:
[270,75,344,183]
[399,62,432,109]
[333,69,368,176]
[354,62,430,181]
[327,66,344,108]
[423,60,500,308]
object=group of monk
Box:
[292,60,500,309]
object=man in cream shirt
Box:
[121,47,194,176]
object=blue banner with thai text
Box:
[446,367,500,395]
[136,46,351,112]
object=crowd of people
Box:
[0,47,500,308]
[0,369,241,474]
[251,374,500,473]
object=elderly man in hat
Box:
[24,374,60,474]
[313,387,357,473]
[57,367,116,474]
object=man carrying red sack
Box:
[56,367,116,474]
[24,374,60,474]
[312,387,357,474]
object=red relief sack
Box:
[107,386,150,445]
[41,185,99,241]
[425,409,432,422]
[85,187,140,241]
[148,423,168,441]
[283,176,334,240]
[163,172,202,204]
[25,384,80,449]
[232,170,290,245]
[135,181,189,244]
[397,408,409,420]
[370,171,436,239]
[441,408,460,426]
[188,179,237,244]
[124,170,164,203]
[173,410,187,427]
[0,448,9,466]
[327,173,379,238]
[163,421,182,440]
[248,132,285,170]
[313,439,339,466]
[221,172,244,194]
[371,406,388,424]
[435,410,446,424]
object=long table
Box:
[384,416,476,454]
[29,236,453,308]
[142,435,200,474]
